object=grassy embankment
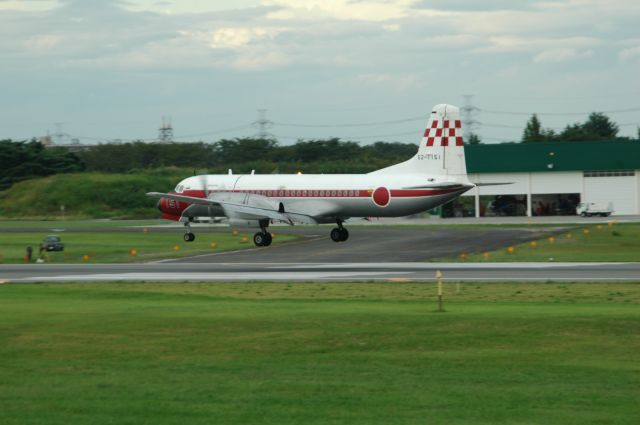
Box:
[453,222,640,262]
[0,171,187,219]
[1,282,639,425]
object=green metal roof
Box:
[465,140,640,173]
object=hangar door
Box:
[583,171,636,215]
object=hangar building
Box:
[447,141,640,217]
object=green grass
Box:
[454,222,640,262]
[1,283,639,425]
[0,230,298,263]
[0,172,182,219]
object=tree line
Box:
[521,112,637,143]
[1,111,638,191]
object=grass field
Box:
[455,222,640,262]
[0,229,298,263]
[1,282,639,425]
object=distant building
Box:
[451,141,640,217]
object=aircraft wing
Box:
[146,192,317,225]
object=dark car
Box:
[42,235,64,252]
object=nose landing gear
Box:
[330,219,349,242]
[183,222,195,242]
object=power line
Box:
[273,115,424,128]
[479,107,640,116]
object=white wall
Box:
[584,176,637,215]
[465,170,639,215]
[531,172,582,194]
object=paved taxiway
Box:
[164,226,561,263]
[1,262,639,283]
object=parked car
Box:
[42,235,64,251]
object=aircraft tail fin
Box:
[369,104,469,181]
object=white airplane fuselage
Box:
[159,173,471,223]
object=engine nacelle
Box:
[228,218,262,229]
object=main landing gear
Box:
[183,222,195,242]
[253,219,273,247]
[330,220,349,242]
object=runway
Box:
[2,262,639,283]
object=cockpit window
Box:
[175,184,184,193]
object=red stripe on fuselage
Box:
[178,187,465,199]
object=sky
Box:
[1,0,640,145]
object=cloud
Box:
[181,27,285,49]
[263,0,417,22]
[354,73,422,90]
[619,45,640,62]
[533,48,593,63]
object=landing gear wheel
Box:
[253,232,273,247]
[330,227,349,242]
[184,232,195,242]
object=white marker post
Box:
[436,270,444,312]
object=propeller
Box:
[197,174,210,199]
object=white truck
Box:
[576,202,613,217]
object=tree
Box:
[522,114,546,143]
[582,112,618,139]
[467,133,481,145]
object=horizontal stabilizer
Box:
[402,183,474,190]
[473,182,513,186]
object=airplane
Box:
[147,104,474,246]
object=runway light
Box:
[459,252,467,261]
[483,251,490,260]
[129,248,137,257]
[530,241,537,248]
[82,254,90,262]
[507,246,515,254]
[548,236,556,243]
[240,236,249,243]
[210,242,217,249]
[596,224,603,231]
[143,227,149,234]
[565,233,572,239]
[173,245,180,251]
[232,229,239,236]
[583,228,590,235]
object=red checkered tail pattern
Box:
[369,104,468,180]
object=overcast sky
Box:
[2,0,639,145]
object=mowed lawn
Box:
[0,230,298,263]
[1,283,639,425]
[457,222,640,262]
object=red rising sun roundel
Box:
[372,187,390,207]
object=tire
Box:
[253,232,265,246]
[339,228,349,242]
[184,232,195,242]
[263,232,273,246]
[330,228,342,242]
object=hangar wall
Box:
[464,170,639,216]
